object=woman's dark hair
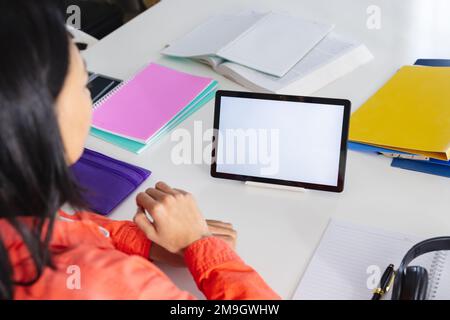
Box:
[0,0,84,299]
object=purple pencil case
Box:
[71,148,151,215]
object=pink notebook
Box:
[92,63,213,143]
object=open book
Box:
[162,12,333,78]
[162,12,373,94]
[293,219,450,300]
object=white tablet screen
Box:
[215,96,345,187]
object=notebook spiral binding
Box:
[92,64,149,110]
[93,78,130,110]
[427,251,447,300]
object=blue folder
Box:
[415,59,450,67]
[348,141,411,155]
[392,158,450,178]
[389,59,450,178]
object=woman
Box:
[0,1,279,300]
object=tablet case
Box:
[71,148,151,215]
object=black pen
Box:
[372,264,395,300]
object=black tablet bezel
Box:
[210,90,351,193]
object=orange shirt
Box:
[3,210,280,300]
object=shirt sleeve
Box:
[184,237,280,300]
[59,211,280,300]
[60,210,151,259]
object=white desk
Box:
[83,0,450,299]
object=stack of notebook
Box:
[161,11,373,94]
[349,59,450,178]
[90,63,218,153]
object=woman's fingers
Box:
[207,220,238,249]
[206,220,237,249]
[136,192,162,222]
[214,234,236,249]
[134,208,158,242]
[208,224,237,237]
[173,188,188,195]
[154,181,189,197]
[206,219,234,230]
[136,191,156,208]
[145,187,167,201]
[155,181,177,195]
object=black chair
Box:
[62,0,125,39]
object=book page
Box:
[161,13,263,57]
[293,219,436,300]
[218,33,359,92]
[194,56,226,69]
[217,12,333,77]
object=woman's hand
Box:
[205,220,237,249]
[150,220,237,267]
[134,181,214,254]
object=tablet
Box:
[211,91,350,192]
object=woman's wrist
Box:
[183,233,213,251]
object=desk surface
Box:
[83,0,450,299]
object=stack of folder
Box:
[90,63,218,153]
[349,59,450,178]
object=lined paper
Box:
[293,219,447,300]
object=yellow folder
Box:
[349,66,450,160]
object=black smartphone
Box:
[87,74,122,104]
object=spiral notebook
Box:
[293,219,450,300]
[91,63,217,147]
